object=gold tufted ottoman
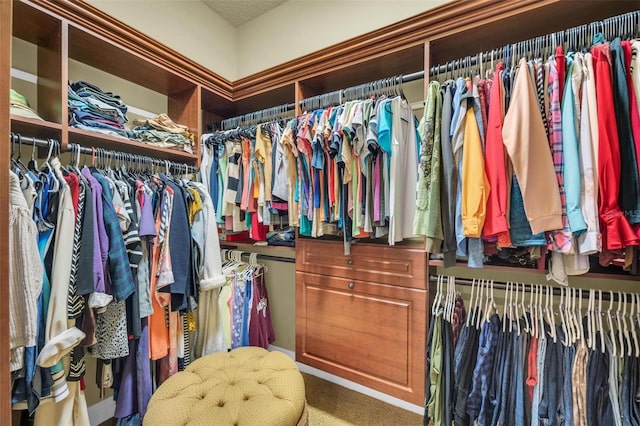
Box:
[144,346,308,426]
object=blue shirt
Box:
[561,57,587,236]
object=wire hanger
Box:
[474,279,484,329]
[616,292,626,357]
[524,283,533,337]
[545,285,556,343]
[466,278,476,327]
[597,290,605,353]
[503,281,511,333]
[621,292,632,357]
[606,291,617,356]
[632,293,640,357]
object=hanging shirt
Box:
[591,43,638,250]
[9,171,43,372]
[461,98,490,239]
[502,57,563,234]
[81,167,108,295]
[484,62,512,243]
[562,55,588,238]
[439,81,459,267]
[388,96,418,245]
[414,81,444,252]
[546,59,574,254]
[611,37,640,225]
[577,52,602,255]
[451,77,468,257]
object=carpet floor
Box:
[302,373,423,426]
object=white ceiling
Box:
[202,0,288,27]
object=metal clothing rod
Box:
[244,252,295,264]
[299,72,425,111]
[219,103,296,131]
[428,9,640,77]
[220,244,295,263]
[9,132,198,173]
[429,275,635,303]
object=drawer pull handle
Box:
[348,282,354,289]
[347,259,353,265]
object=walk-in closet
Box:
[3,1,640,425]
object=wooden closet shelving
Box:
[10,115,62,140]
[3,0,639,413]
[10,0,220,165]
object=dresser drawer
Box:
[296,271,427,405]
[295,239,427,289]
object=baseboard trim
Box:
[268,345,424,415]
[88,396,116,425]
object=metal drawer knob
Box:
[347,258,353,265]
[348,282,354,289]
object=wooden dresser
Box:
[295,239,428,405]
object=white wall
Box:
[85,0,237,80]
[85,0,451,80]
[235,0,450,78]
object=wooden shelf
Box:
[67,127,198,163]
[428,1,640,66]
[10,115,61,139]
[68,23,195,97]
[297,44,424,98]
[428,259,640,282]
[232,83,295,116]
[12,0,59,44]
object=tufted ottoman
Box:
[144,346,308,426]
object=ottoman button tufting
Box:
[144,347,308,425]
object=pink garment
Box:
[547,61,573,254]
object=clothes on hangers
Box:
[202,94,420,248]
[423,29,640,278]
[7,143,225,425]
[213,251,275,352]
[425,278,640,426]
[201,124,281,239]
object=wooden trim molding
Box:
[21,0,563,103]
[1,0,12,419]
[231,0,560,98]
[24,0,638,106]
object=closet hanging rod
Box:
[428,275,635,303]
[218,102,296,131]
[428,9,640,77]
[9,132,198,174]
[299,71,425,111]
[220,244,295,263]
[242,252,294,264]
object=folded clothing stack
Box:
[10,89,43,121]
[266,227,296,247]
[131,113,194,153]
[68,81,132,139]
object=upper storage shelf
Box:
[297,43,424,100]
[10,0,205,164]
[12,0,59,45]
[12,0,63,126]
[428,0,640,66]
[67,24,196,97]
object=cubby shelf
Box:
[10,0,205,167]
[10,115,62,139]
[67,127,198,162]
